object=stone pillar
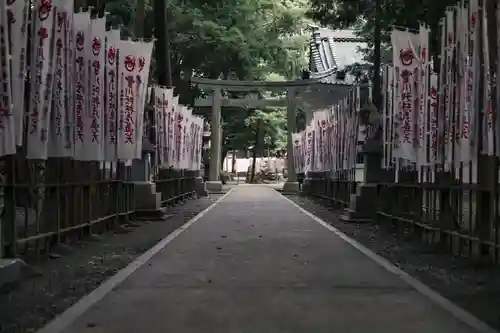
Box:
[131,152,150,181]
[132,150,165,218]
[219,125,223,165]
[283,88,299,193]
[131,103,166,219]
[340,104,382,222]
[206,88,223,192]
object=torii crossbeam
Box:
[190,68,354,192]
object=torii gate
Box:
[191,69,353,192]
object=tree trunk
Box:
[250,120,261,184]
[373,0,381,109]
[154,0,171,87]
[135,0,145,38]
[231,150,236,173]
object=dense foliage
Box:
[106,0,310,82]
[105,0,312,159]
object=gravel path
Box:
[284,193,500,331]
[0,194,222,333]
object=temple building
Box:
[303,26,370,173]
[298,26,369,126]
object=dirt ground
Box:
[284,194,500,330]
[0,194,222,333]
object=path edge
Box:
[36,189,234,333]
[279,191,499,333]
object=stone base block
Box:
[195,177,208,197]
[134,207,172,221]
[282,181,300,193]
[301,178,311,194]
[340,183,378,223]
[133,181,161,210]
[133,181,168,220]
[206,181,223,192]
[339,208,375,223]
[0,259,26,289]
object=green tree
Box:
[221,106,286,161]
[106,0,311,98]
[169,0,310,79]
[105,0,309,173]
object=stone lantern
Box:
[340,102,383,223]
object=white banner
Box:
[325,108,333,171]
[65,2,74,157]
[304,125,314,173]
[185,110,195,170]
[180,106,192,170]
[116,40,145,161]
[428,73,439,165]
[85,17,106,161]
[26,0,58,159]
[154,86,173,168]
[417,24,430,170]
[154,86,165,167]
[444,9,456,169]
[332,105,339,171]
[103,29,120,161]
[48,2,74,157]
[132,40,154,159]
[459,1,472,163]
[168,96,179,168]
[313,110,327,172]
[391,28,421,163]
[0,0,15,157]
[7,0,29,147]
[72,11,91,160]
[188,115,197,171]
[496,0,500,158]
[470,0,480,161]
[481,1,493,156]
[188,115,203,171]
[196,117,205,170]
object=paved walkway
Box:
[40,186,492,333]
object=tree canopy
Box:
[106,0,311,83]
[105,0,311,160]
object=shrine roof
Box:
[309,26,368,85]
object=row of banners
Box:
[291,87,363,174]
[0,0,204,170]
[293,0,497,184]
[384,0,499,182]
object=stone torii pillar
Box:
[205,88,223,192]
[283,88,300,193]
